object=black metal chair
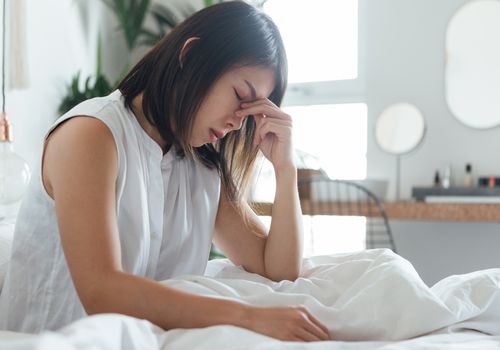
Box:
[297,175,397,253]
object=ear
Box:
[179,37,200,68]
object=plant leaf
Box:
[178,3,197,20]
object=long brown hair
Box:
[117,1,287,207]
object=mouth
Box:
[209,128,224,142]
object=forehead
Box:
[224,66,276,99]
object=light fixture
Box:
[0,0,30,216]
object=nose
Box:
[226,113,246,131]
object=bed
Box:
[1,224,500,349]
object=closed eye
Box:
[234,89,243,101]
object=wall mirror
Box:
[445,0,500,129]
[375,103,426,199]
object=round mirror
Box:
[375,103,425,155]
[445,0,500,129]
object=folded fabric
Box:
[3,249,500,350]
[164,249,500,341]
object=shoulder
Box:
[46,116,116,154]
[43,116,118,196]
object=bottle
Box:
[442,164,452,189]
[433,170,441,187]
[463,163,473,187]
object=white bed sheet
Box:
[1,249,500,349]
[1,316,499,350]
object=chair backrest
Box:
[297,175,397,253]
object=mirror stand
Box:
[396,154,401,201]
[375,103,426,200]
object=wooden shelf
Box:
[384,202,500,222]
[251,201,500,222]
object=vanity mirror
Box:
[375,103,425,199]
[445,0,500,129]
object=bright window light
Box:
[251,103,367,201]
[289,103,367,179]
[258,215,366,256]
[263,0,358,83]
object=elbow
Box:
[79,287,110,316]
[76,273,123,315]
[263,256,302,282]
[265,266,301,282]
[283,269,301,282]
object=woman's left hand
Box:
[236,99,295,172]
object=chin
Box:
[191,140,206,147]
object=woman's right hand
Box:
[243,305,331,342]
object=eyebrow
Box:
[244,79,257,101]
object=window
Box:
[258,215,366,257]
[252,1,366,255]
[263,0,358,83]
[251,103,367,203]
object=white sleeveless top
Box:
[0,90,221,333]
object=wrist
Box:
[230,302,256,329]
[274,163,297,180]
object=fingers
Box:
[236,99,291,121]
[242,98,278,109]
[248,306,330,343]
[294,328,323,342]
[256,122,288,145]
[253,115,292,145]
[291,309,330,342]
[302,318,330,341]
[302,308,330,339]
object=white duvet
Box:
[2,249,500,349]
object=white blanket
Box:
[169,248,500,340]
[2,249,500,349]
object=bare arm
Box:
[43,116,326,341]
[213,167,302,282]
[216,98,304,281]
[264,164,303,281]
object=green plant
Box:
[59,0,235,114]
[139,2,188,46]
[204,0,222,7]
[139,0,233,46]
[102,0,151,50]
[58,37,112,114]
[209,244,227,260]
[59,0,151,114]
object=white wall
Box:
[364,0,497,200]
[359,0,500,284]
[392,220,500,286]
[5,0,110,169]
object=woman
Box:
[0,1,330,342]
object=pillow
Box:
[0,222,15,291]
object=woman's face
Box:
[191,65,276,147]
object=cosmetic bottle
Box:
[433,170,441,187]
[442,164,452,189]
[463,163,473,187]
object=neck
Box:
[131,93,170,154]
